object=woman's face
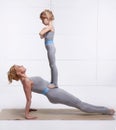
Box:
[14,65,26,74]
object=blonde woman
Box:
[39,9,58,87]
[8,65,115,119]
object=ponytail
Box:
[7,65,19,83]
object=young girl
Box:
[39,9,58,87]
[8,65,115,119]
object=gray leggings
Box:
[46,88,110,114]
[45,44,58,86]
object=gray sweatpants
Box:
[46,88,110,114]
[45,44,58,87]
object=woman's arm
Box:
[22,79,37,119]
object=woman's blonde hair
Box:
[7,65,20,83]
[40,9,54,21]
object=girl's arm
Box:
[22,79,37,119]
[39,25,53,39]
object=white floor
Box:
[0,86,116,130]
[0,120,116,130]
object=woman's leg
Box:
[45,44,58,87]
[47,88,114,115]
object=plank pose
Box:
[8,65,115,119]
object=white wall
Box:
[0,0,116,109]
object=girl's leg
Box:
[45,44,58,87]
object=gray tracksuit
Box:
[44,31,58,87]
[30,76,111,115]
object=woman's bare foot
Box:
[108,109,115,115]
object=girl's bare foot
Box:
[48,84,56,89]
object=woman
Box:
[39,9,58,87]
[8,65,115,119]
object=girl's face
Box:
[42,18,49,25]
[14,65,26,74]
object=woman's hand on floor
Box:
[25,114,37,120]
